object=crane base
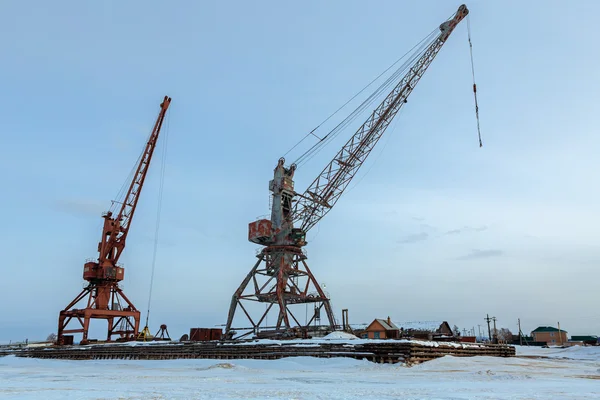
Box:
[57,283,140,345]
[225,245,336,340]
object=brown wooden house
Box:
[531,326,568,345]
[363,317,400,339]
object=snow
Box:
[395,320,444,331]
[1,348,598,399]
[350,320,446,332]
[322,331,359,340]
[231,337,481,348]
[515,344,600,360]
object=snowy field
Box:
[0,346,598,399]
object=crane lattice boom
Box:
[294,5,468,234]
[98,96,171,266]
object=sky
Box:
[1,0,600,343]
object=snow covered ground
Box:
[0,346,598,399]
[516,344,600,360]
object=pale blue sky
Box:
[1,0,600,342]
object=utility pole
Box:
[557,321,562,346]
[478,324,482,339]
[485,315,492,342]
[463,328,467,336]
[342,309,349,332]
[492,317,498,344]
[518,318,522,346]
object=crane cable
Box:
[467,15,483,148]
[110,141,146,214]
[293,30,439,168]
[283,27,439,165]
[287,10,463,166]
[282,28,432,157]
[143,106,171,335]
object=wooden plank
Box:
[13,341,514,363]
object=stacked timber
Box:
[13,340,515,364]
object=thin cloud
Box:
[456,249,504,260]
[398,232,429,244]
[420,223,437,232]
[445,225,488,235]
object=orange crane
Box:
[57,96,171,345]
[225,5,471,339]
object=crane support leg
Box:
[225,257,263,336]
[225,245,336,339]
[301,259,336,327]
[57,283,140,345]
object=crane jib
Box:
[287,6,469,236]
[247,5,469,246]
[97,96,171,267]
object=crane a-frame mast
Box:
[225,5,469,339]
[57,96,171,345]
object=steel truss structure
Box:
[225,5,469,340]
[227,245,335,339]
[57,96,171,345]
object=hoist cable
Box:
[110,133,151,214]
[287,10,458,166]
[294,31,436,166]
[293,31,438,167]
[297,34,436,167]
[144,106,170,329]
[345,107,405,194]
[467,15,483,148]
[283,27,439,162]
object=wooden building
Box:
[361,318,455,341]
[397,321,454,340]
[531,326,568,345]
[363,317,400,339]
[570,336,598,346]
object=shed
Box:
[363,317,400,339]
[570,335,598,345]
[397,320,454,339]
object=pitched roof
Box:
[531,326,568,333]
[571,335,598,341]
[366,318,400,331]
[396,320,445,332]
[375,319,399,330]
